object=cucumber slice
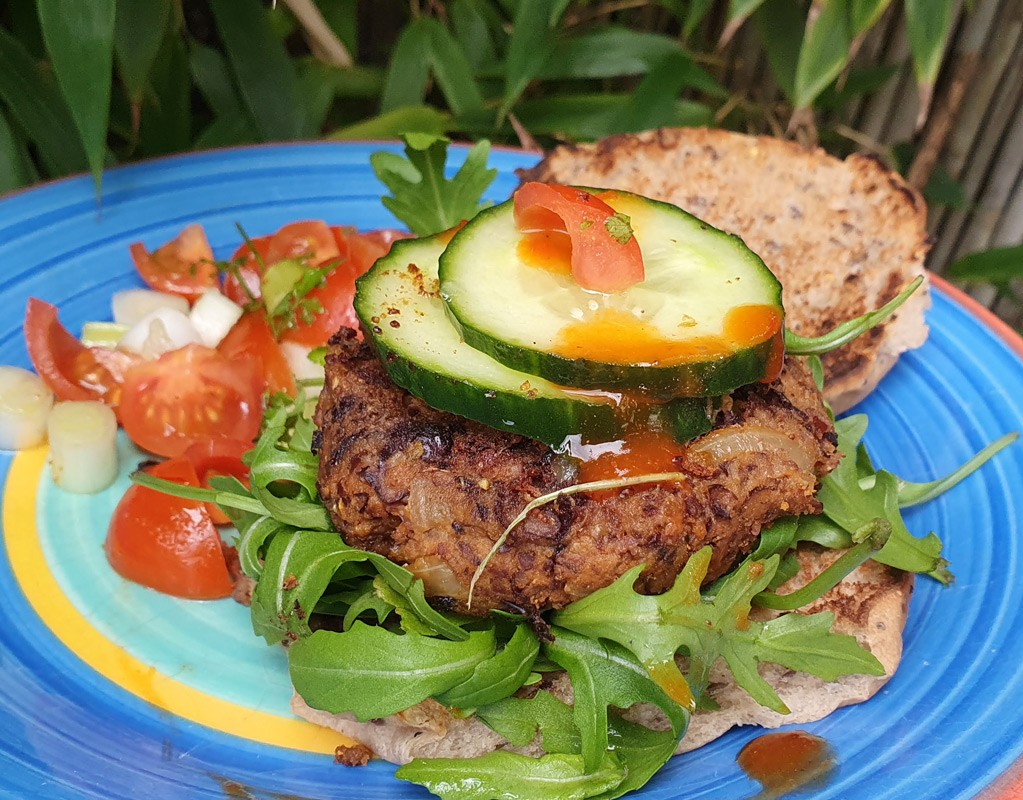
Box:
[354,234,624,448]
[438,189,784,398]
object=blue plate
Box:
[1,143,1022,800]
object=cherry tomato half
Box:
[130,224,218,302]
[218,312,296,397]
[119,344,262,458]
[184,438,252,525]
[105,457,233,599]
[24,298,139,411]
[513,183,644,293]
[264,220,341,265]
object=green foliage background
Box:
[1,0,1017,308]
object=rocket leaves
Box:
[553,549,882,714]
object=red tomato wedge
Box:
[105,457,233,599]
[218,312,296,396]
[184,438,252,525]
[119,344,262,458]
[513,183,644,292]
[279,258,361,347]
[265,220,341,265]
[130,224,218,302]
[335,226,411,274]
[24,298,138,410]
[223,235,272,306]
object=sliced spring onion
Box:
[190,288,244,347]
[0,366,55,450]
[47,401,118,494]
[111,288,190,327]
[280,341,325,396]
[81,321,129,348]
[118,308,202,359]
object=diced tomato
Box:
[130,224,218,302]
[223,235,272,306]
[335,226,411,274]
[119,344,262,458]
[23,298,139,411]
[184,438,252,525]
[513,183,644,292]
[105,457,233,599]
[218,312,296,396]
[265,220,341,265]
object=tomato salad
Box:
[14,221,405,599]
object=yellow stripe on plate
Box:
[3,445,350,755]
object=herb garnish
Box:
[370,133,497,236]
[604,212,634,245]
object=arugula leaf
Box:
[340,583,395,629]
[370,133,497,236]
[553,550,882,714]
[435,624,540,709]
[545,628,688,773]
[476,690,579,753]
[397,750,625,800]
[288,624,495,721]
[784,276,924,355]
[819,415,951,582]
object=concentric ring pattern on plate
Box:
[1,143,1022,800]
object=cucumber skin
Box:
[354,236,621,449]
[360,333,621,448]
[439,191,784,399]
[453,320,779,400]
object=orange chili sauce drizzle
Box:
[736,731,836,799]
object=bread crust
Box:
[518,128,931,413]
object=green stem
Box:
[131,471,267,515]
[784,277,924,355]
[752,518,891,610]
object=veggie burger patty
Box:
[313,328,839,615]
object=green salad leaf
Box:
[476,690,578,753]
[397,750,625,800]
[289,624,495,720]
[370,133,497,236]
[435,624,540,710]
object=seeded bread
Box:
[517,127,931,413]
[292,544,913,763]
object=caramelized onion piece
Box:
[689,425,815,472]
[408,556,468,601]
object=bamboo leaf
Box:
[720,0,770,46]
[500,0,569,122]
[683,0,716,39]
[450,0,501,70]
[7,0,46,59]
[328,105,451,140]
[793,0,853,110]
[380,18,432,112]
[138,31,191,157]
[850,0,892,35]
[0,27,87,176]
[946,245,1023,283]
[422,18,486,118]
[905,0,955,86]
[313,0,358,56]
[37,0,116,188]
[610,50,707,132]
[190,44,246,118]
[0,107,30,193]
[114,0,172,106]
[753,0,805,102]
[209,0,305,140]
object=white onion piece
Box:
[112,289,189,327]
[0,367,55,450]
[689,425,815,472]
[280,341,325,397]
[48,401,118,494]
[408,556,468,600]
[190,288,243,347]
[118,308,202,359]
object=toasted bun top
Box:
[518,128,931,413]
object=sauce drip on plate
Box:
[737,730,836,799]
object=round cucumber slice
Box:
[438,189,784,398]
[354,234,625,448]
